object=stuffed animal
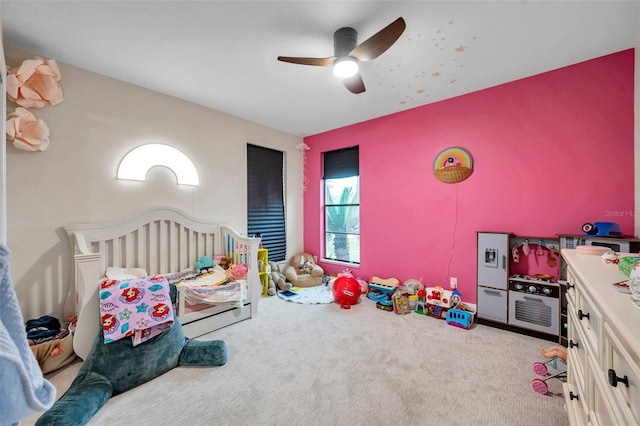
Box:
[218,256,233,270]
[227,263,248,279]
[35,318,226,426]
[269,261,291,292]
[267,275,277,296]
[262,263,276,296]
[195,255,214,274]
[299,261,313,275]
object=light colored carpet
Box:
[24,296,568,426]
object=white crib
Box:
[64,206,261,360]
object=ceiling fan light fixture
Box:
[333,56,359,78]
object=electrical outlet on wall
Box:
[450,277,458,289]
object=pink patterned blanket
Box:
[99,275,174,346]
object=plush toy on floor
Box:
[283,253,324,287]
[35,318,227,426]
[269,261,292,293]
[266,273,277,296]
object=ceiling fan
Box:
[277,17,406,94]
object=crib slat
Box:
[203,232,209,259]
[136,226,144,271]
[168,220,176,272]
[142,224,149,273]
[124,233,132,267]
[213,232,219,256]
[97,241,105,274]
[179,225,188,271]
[159,220,168,273]
[186,228,194,269]
[113,236,121,268]
[149,221,158,274]
[195,232,203,260]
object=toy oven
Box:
[508,280,559,335]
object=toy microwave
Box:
[581,222,623,238]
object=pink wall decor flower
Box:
[6,57,63,108]
[6,107,50,152]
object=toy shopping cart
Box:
[531,357,566,395]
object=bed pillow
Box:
[105,267,148,281]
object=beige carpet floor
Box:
[24,294,569,425]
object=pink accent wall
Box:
[303,49,635,304]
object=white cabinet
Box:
[561,249,640,426]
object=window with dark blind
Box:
[323,146,360,264]
[247,144,286,262]
[323,146,359,179]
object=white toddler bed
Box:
[64,206,261,360]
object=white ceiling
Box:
[2,1,639,137]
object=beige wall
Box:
[4,45,304,321]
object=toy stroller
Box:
[531,356,566,394]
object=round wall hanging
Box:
[433,147,474,184]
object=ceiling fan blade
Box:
[277,56,336,67]
[343,73,365,94]
[350,17,406,62]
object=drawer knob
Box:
[607,369,629,388]
[577,309,590,320]
[569,340,579,349]
[568,283,575,290]
[569,391,580,401]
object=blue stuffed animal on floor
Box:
[35,318,226,426]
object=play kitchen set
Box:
[477,223,640,344]
[477,232,564,343]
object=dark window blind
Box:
[247,144,286,262]
[323,146,359,179]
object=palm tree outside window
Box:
[323,146,359,264]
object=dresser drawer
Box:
[561,250,639,426]
[565,286,576,312]
[563,381,588,426]
[565,266,579,304]
[590,355,633,426]
[566,349,589,425]
[603,323,640,425]
[574,285,602,362]
[568,309,588,393]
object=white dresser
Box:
[561,249,639,425]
